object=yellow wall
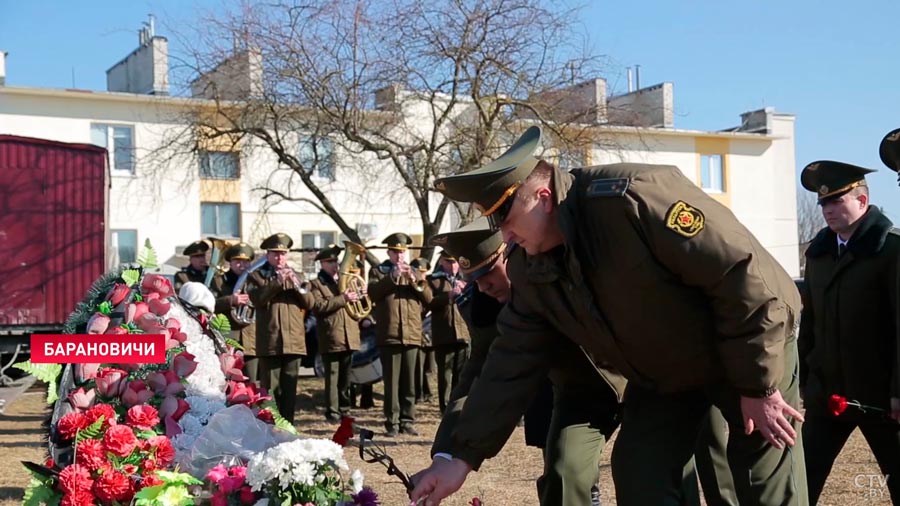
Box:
[694,137,731,208]
[200,179,241,202]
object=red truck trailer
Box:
[0,135,108,383]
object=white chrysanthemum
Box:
[350,469,364,493]
[246,439,350,491]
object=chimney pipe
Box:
[626,67,633,93]
[635,64,641,91]
[148,14,155,38]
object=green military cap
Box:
[260,233,293,252]
[801,160,876,203]
[879,127,900,186]
[224,242,255,262]
[429,217,506,282]
[183,240,210,257]
[434,126,542,218]
[315,244,343,262]
[382,232,414,251]
[410,257,431,272]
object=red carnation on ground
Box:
[332,416,355,447]
[58,464,93,495]
[126,404,160,431]
[103,424,139,457]
[93,469,135,502]
[75,438,108,471]
[84,403,118,429]
[57,412,89,441]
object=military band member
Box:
[413,126,805,506]
[175,240,210,292]
[251,233,314,425]
[426,250,471,414]
[213,242,260,382]
[411,257,436,405]
[308,244,362,422]
[798,152,900,503]
[368,233,433,437]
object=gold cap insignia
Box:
[889,131,900,142]
[806,163,820,172]
[458,256,471,269]
[665,201,705,238]
[819,185,829,195]
[435,181,446,191]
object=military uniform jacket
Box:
[309,271,361,354]
[426,270,471,347]
[174,266,207,293]
[433,288,618,469]
[212,270,259,356]
[800,207,900,415]
[367,260,434,346]
[249,264,314,356]
[448,163,801,466]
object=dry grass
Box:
[0,377,892,505]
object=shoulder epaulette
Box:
[586,177,630,198]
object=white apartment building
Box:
[0,31,800,277]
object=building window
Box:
[301,231,338,274]
[700,154,725,193]
[298,136,336,181]
[91,124,135,174]
[200,150,240,179]
[111,229,138,264]
[201,203,240,237]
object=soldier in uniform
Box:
[251,233,314,425]
[368,233,433,437]
[308,244,362,422]
[798,151,900,503]
[411,257,436,405]
[175,240,210,292]
[213,242,260,382]
[412,126,805,506]
[425,250,471,414]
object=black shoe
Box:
[360,399,375,409]
[399,424,419,436]
[324,413,341,423]
[384,427,398,438]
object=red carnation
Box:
[239,485,256,505]
[85,403,118,429]
[256,408,275,424]
[140,473,165,489]
[93,469,135,502]
[829,394,849,417]
[75,438,108,472]
[103,424,139,457]
[58,464,93,495]
[126,405,160,431]
[61,489,94,506]
[146,435,176,467]
[332,416,355,447]
[57,412,89,441]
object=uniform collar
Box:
[807,206,894,258]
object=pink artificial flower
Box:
[206,464,229,483]
[121,380,154,407]
[141,274,175,299]
[165,318,181,333]
[148,298,171,317]
[76,362,101,382]
[226,381,271,406]
[146,370,184,396]
[132,301,149,321]
[159,395,190,421]
[67,387,96,412]
[164,415,183,439]
[172,351,198,377]
[85,313,111,334]
[95,368,128,398]
[220,352,247,381]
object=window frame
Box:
[200,202,241,238]
[700,154,726,193]
[298,135,337,182]
[90,123,136,176]
[110,229,139,264]
[199,150,241,180]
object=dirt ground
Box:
[0,376,892,506]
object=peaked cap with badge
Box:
[315,244,343,262]
[260,233,293,252]
[801,160,876,203]
[879,127,900,186]
[410,257,431,272]
[437,249,457,262]
[429,217,506,282]
[183,240,210,257]
[224,242,255,262]
[435,126,542,217]
[382,232,414,251]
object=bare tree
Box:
[153,0,619,262]
[797,190,826,244]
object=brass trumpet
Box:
[391,260,426,292]
[339,241,373,320]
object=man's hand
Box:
[890,398,900,422]
[409,457,472,506]
[231,293,250,306]
[343,290,360,303]
[741,390,804,449]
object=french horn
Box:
[338,241,374,320]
